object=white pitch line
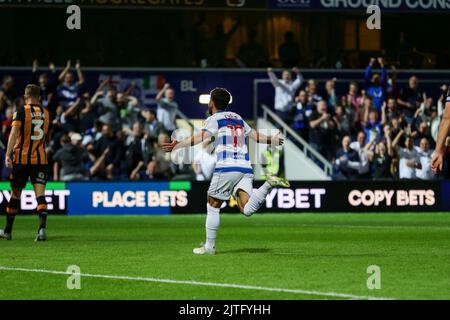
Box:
[257,223,450,230]
[0,265,393,300]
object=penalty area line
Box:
[0,265,393,300]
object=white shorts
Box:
[207,172,254,201]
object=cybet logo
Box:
[92,190,188,208]
[348,189,435,207]
[265,188,326,209]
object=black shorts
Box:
[10,165,48,190]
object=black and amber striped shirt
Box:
[12,104,50,165]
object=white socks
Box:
[205,203,220,250]
[243,182,271,216]
[204,182,272,250]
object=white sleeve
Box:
[202,117,218,136]
[292,74,304,91]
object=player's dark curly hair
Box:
[210,88,231,110]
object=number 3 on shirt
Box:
[31,119,44,141]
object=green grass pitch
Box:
[0,213,449,300]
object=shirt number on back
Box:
[226,124,244,147]
[31,119,44,141]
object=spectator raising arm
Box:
[392,129,404,149]
[130,160,145,180]
[58,60,72,82]
[156,83,171,103]
[75,60,85,85]
[364,58,376,88]
[90,79,108,105]
[310,113,329,128]
[291,67,304,92]
[267,68,279,88]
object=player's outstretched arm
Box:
[431,100,450,173]
[249,130,284,146]
[162,131,207,152]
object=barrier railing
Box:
[261,104,333,176]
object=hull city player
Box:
[1,84,51,241]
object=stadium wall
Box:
[0,180,448,215]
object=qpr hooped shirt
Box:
[202,111,253,174]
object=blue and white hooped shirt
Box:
[202,111,253,174]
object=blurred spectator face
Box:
[420,138,429,152]
[2,76,14,90]
[148,110,156,121]
[369,110,379,123]
[405,136,413,149]
[387,98,396,110]
[143,109,156,122]
[378,142,387,155]
[38,74,49,87]
[317,101,327,114]
[383,124,391,137]
[117,92,125,104]
[357,131,366,146]
[102,124,113,137]
[308,82,317,94]
[409,76,418,90]
[82,92,91,100]
[391,117,400,129]
[419,122,428,133]
[335,105,344,117]
[297,90,307,104]
[70,133,83,146]
[349,82,358,95]
[325,80,334,92]
[107,88,118,101]
[282,70,292,82]
[64,73,74,85]
[132,122,142,138]
[424,97,434,109]
[165,88,175,102]
[342,136,351,150]
[372,74,381,86]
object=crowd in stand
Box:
[0,57,448,182]
[0,60,194,182]
[268,58,449,180]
